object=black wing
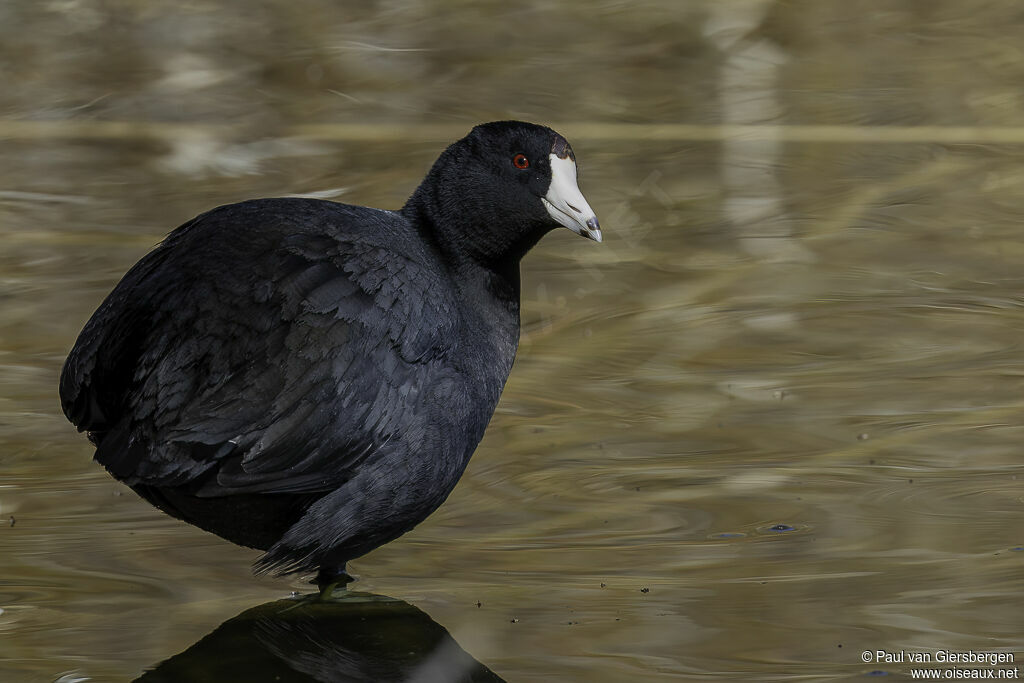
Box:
[60,199,456,496]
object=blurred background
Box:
[3,1,1024,680]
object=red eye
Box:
[512,153,529,169]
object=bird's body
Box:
[59,121,600,583]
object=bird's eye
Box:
[512,153,530,169]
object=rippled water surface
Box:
[2,2,1024,681]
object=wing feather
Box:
[60,199,455,497]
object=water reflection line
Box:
[812,403,1024,464]
[8,120,1024,143]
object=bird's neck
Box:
[401,184,527,304]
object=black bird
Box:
[59,121,601,590]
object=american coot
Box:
[60,121,601,590]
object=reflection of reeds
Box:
[9,119,1024,143]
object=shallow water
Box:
[2,1,1024,681]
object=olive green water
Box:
[2,2,1024,681]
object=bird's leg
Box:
[314,564,353,599]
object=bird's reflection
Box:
[136,590,505,682]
